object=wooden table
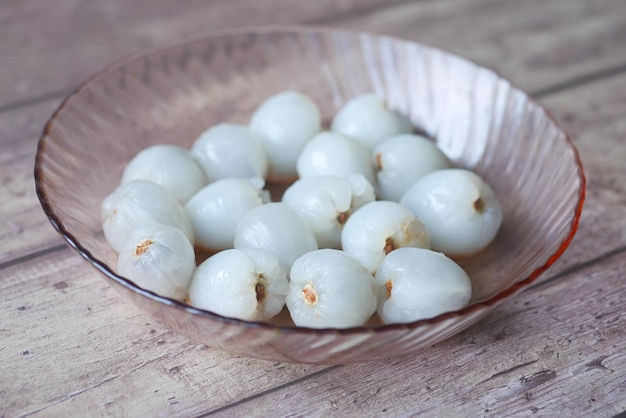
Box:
[2,1,625,416]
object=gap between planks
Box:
[527,244,626,291]
[18,344,200,417]
[197,366,342,418]
[304,0,427,25]
[529,61,626,98]
[0,88,71,114]
[0,243,66,271]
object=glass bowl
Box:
[35,26,585,364]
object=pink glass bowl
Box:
[35,26,585,364]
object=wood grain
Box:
[0,0,396,108]
[341,0,626,94]
[536,73,626,276]
[2,0,626,416]
[210,249,626,417]
[0,99,66,264]
[3,0,626,111]
[0,247,327,417]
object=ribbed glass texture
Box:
[35,27,585,364]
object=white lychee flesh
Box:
[184,177,268,251]
[296,131,376,186]
[121,144,207,204]
[374,134,450,201]
[281,174,375,249]
[400,168,503,256]
[117,223,196,301]
[250,90,321,182]
[188,248,288,321]
[234,202,318,274]
[286,249,377,329]
[102,180,194,253]
[375,247,472,323]
[331,93,412,149]
[341,200,430,274]
[191,123,268,183]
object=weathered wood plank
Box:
[0,99,66,264]
[0,0,395,108]
[535,72,626,276]
[210,249,626,417]
[2,1,626,417]
[0,247,327,417]
[341,0,626,95]
[3,0,626,111]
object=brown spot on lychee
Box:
[255,282,266,302]
[474,198,485,213]
[303,283,318,306]
[385,280,393,299]
[375,153,383,171]
[337,211,349,225]
[384,237,396,255]
[134,239,154,256]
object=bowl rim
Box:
[34,24,586,336]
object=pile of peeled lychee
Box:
[102,91,503,329]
